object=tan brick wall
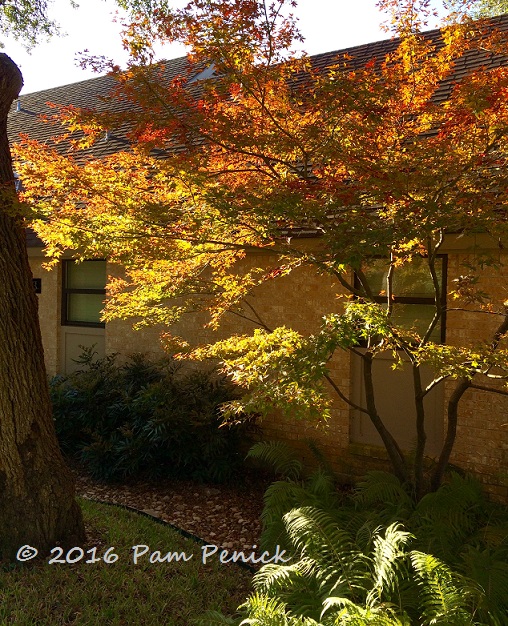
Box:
[28,252,60,377]
[105,262,170,361]
[104,254,353,470]
[30,240,508,498]
[443,247,508,500]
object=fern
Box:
[260,473,345,552]
[354,472,413,518]
[248,441,304,481]
[304,439,339,481]
[238,592,318,625]
[240,443,508,626]
[282,507,363,577]
[410,551,484,625]
[321,596,411,625]
[366,523,413,606]
[460,545,508,625]
[305,470,342,510]
[413,473,486,558]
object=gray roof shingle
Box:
[10,15,508,246]
[9,16,508,155]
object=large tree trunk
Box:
[0,53,85,561]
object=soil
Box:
[74,468,270,552]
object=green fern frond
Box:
[238,592,320,625]
[354,472,413,515]
[248,442,303,481]
[253,560,309,594]
[321,596,410,625]
[367,523,413,606]
[238,592,289,625]
[305,470,342,508]
[283,507,357,561]
[353,517,389,553]
[251,560,328,622]
[461,545,508,623]
[282,507,370,598]
[415,473,484,524]
[260,480,316,552]
[410,550,483,625]
[304,439,338,480]
[474,521,508,550]
[414,473,486,558]
[260,475,347,553]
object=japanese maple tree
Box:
[15,0,508,497]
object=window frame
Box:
[61,259,106,328]
[354,254,448,344]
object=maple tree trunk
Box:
[412,364,427,500]
[430,377,470,492]
[431,310,508,492]
[0,53,85,561]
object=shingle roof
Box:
[9,15,508,156]
[25,228,43,248]
[10,73,120,159]
[10,15,508,246]
[308,14,508,101]
[8,55,191,159]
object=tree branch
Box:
[324,373,370,415]
[469,382,508,396]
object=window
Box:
[350,256,447,451]
[62,260,106,327]
[356,256,447,343]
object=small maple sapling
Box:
[15,0,508,497]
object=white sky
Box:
[2,0,395,94]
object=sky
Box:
[1,0,394,94]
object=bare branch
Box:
[469,383,508,396]
[324,373,370,415]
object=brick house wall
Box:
[29,232,508,500]
[28,251,61,377]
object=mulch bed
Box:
[73,467,270,551]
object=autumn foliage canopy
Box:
[14,0,508,494]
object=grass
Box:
[0,499,253,625]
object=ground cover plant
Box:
[51,349,257,483]
[0,498,253,625]
[201,442,508,625]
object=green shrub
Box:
[201,442,508,625]
[50,348,257,483]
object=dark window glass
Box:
[62,260,106,327]
[357,256,447,342]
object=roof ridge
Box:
[310,12,508,61]
[15,13,508,98]
[17,54,190,97]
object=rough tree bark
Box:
[0,53,85,561]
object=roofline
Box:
[18,14,508,99]
[309,12,508,62]
[16,55,189,97]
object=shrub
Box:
[50,348,257,483]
